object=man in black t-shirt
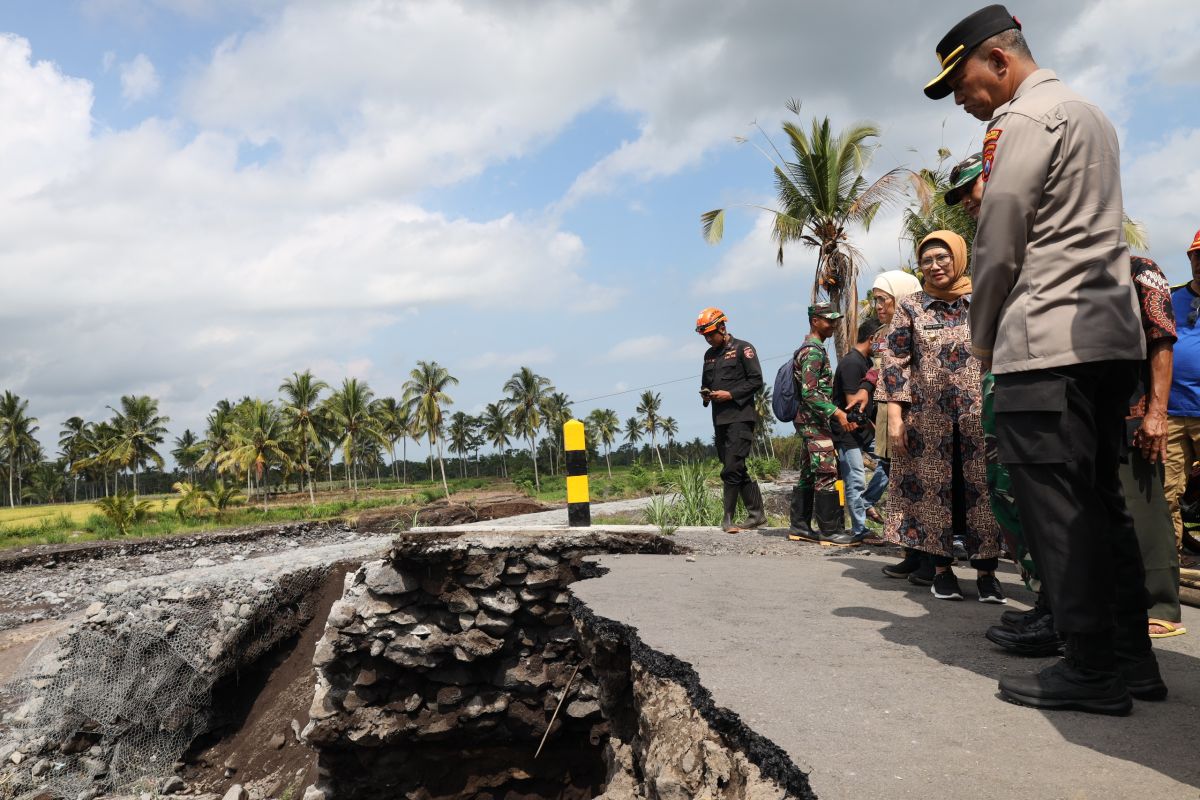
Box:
[832,317,887,542]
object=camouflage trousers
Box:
[794,422,839,493]
[982,373,1039,591]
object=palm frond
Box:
[701,209,725,245]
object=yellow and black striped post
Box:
[564,419,590,527]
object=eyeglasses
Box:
[919,253,953,269]
[1189,297,1200,327]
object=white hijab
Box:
[871,270,923,302]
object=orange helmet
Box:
[695,307,727,335]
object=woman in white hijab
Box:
[855,271,923,549]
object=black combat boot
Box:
[721,483,741,533]
[985,609,1064,657]
[787,486,817,542]
[739,481,768,529]
[998,632,1131,716]
[1114,611,1167,701]
[1000,593,1051,629]
[812,490,857,547]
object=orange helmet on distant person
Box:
[695,307,727,335]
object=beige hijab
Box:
[917,230,972,301]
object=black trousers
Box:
[994,360,1149,648]
[714,421,754,487]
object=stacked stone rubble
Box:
[302,530,678,799]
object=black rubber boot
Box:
[985,611,1064,657]
[739,481,767,529]
[813,490,856,547]
[721,483,741,533]
[1001,593,1052,630]
[787,486,817,542]
[998,632,1131,716]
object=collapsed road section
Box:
[1,525,816,799]
[305,528,813,800]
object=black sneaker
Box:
[931,570,963,600]
[977,574,1007,604]
[906,554,935,586]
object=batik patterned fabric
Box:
[875,292,1000,559]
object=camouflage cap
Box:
[808,303,844,320]
[944,152,984,206]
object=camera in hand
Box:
[844,407,870,427]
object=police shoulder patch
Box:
[981,128,1002,183]
[743,346,755,359]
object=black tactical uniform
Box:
[701,335,766,530]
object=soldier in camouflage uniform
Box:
[788,303,858,546]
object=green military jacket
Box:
[792,334,836,427]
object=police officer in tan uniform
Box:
[926,4,1161,715]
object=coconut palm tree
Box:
[635,390,666,471]
[279,370,329,504]
[171,429,205,486]
[447,411,474,479]
[106,395,170,498]
[753,387,776,458]
[326,378,376,495]
[402,361,458,498]
[703,103,909,352]
[660,416,679,464]
[585,408,619,479]
[0,392,39,507]
[481,402,512,478]
[623,416,642,456]
[58,416,89,502]
[370,397,405,483]
[216,399,293,510]
[540,392,572,475]
[503,367,553,492]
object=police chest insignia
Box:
[743,347,755,359]
[982,128,1002,183]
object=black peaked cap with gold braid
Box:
[924,4,1021,100]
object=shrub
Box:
[748,456,782,482]
[773,435,801,469]
[95,492,155,536]
[641,460,726,528]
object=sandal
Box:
[1149,618,1187,639]
[866,507,884,524]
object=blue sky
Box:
[2,0,1199,461]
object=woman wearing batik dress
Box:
[875,230,1004,603]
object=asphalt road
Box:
[573,545,1200,800]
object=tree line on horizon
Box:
[0,363,786,509]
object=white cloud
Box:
[603,335,696,364]
[119,52,160,103]
[0,31,613,447]
[461,348,556,372]
[3,0,1199,455]
[0,35,92,200]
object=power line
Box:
[570,352,795,408]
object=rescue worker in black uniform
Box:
[697,307,768,533]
